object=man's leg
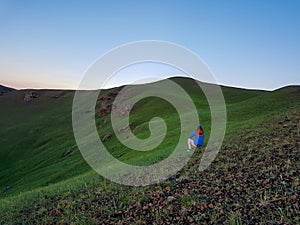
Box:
[187,138,196,149]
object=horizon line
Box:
[1,76,299,92]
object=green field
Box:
[0,77,299,224]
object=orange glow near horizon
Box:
[0,80,78,90]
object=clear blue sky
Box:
[0,0,299,90]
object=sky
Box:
[0,0,299,90]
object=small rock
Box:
[167,196,176,202]
[85,108,94,113]
[118,124,130,133]
[2,186,11,193]
[216,191,222,195]
[24,91,39,102]
[108,90,119,97]
[180,179,190,184]
[99,96,113,101]
[51,91,65,99]
[102,134,111,142]
[167,177,177,183]
[49,209,62,217]
[63,148,73,157]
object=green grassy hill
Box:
[0,77,299,224]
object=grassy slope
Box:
[0,78,266,195]
[0,78,299,224]
[0,90,90,195]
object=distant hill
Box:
[0,85,15,96]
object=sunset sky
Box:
[0,0,299,90]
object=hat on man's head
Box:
[197,125,202,129]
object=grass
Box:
[0,77,299,224]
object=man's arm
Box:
[189,132,196,139]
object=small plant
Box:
[228,212,242,225]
